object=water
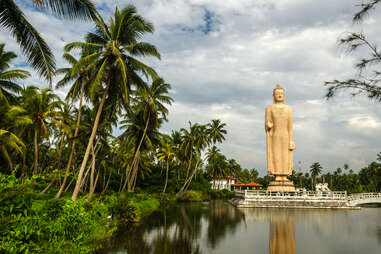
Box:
[99,201,381,254]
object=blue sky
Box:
[2,0,381,175]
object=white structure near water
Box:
[210,176,236,190]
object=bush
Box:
[208,189,235,199]
[176,190,205,202]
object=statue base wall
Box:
[267,175,295,192]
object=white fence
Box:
[235,190,348,200]
[348,192,381,201]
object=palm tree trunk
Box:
[57,132,65,170]
[163,160,169,193]
[102,166,112,194]
[88,144,96,202]
[178,158,200,193]
[41,132,65,194]
[56,80,85,198]
[124,113,150,192]
[185,143,193,179]
[72,80,110,201]
[33,129,38,179]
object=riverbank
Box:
[0,174,234,253]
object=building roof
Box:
[231,182,263,187]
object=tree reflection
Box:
[99,201,244,254]
[206,200,245,248]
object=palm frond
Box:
[0,0,55,81]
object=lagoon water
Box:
[100,201,381,254]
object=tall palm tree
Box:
[310,162,323,190]
[54,52,91,198]
[121,77,172,191]
[180,122,198,179]
[157,139,175,193]
[206,145,220,188]
[207,119,227,147]
[8,86,65,176]
[0,0,97,82]
[178,123,209,193]
[67,6,161,200]
[0,44,30,104]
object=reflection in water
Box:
[99,201,381,254]
[269,212,296,254]
[99,201,244,254]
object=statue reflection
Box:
[269,213,296,254]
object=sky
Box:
[1,0,381,176]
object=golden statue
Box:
[265,85,295,191]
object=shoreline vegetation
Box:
[0,173,234,253]
[1,1,381,253]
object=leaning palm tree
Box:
[119,78,172,192]
[0,44,30,104]
[66,6,161,200]
[54,53,92,198]
[0,0,97,82]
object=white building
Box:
[210,176,236,190]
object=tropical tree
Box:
[121,77,172,191]
[0,0,97,82]
[0,44,30,104]
[0,129,25,171]
[54,52,92,198]
[206,145,220,188]
[8,86,66,177]
[157,139,175,193]
[325,1,381,101]
[179,123,209,193]
[310,162,323,190]
[66,6,161,200]
[207,119,227,147]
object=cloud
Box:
[1,0,381,175]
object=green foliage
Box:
[176,190,205,202]
[208,189,235,199]
[0,176,117,253]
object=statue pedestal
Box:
[267,175,295,192]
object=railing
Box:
[348,192,381,201]
[234,190,348,200]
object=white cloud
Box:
[1,0,381,175]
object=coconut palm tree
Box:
[0,44,30,104]
[178,123,209,193]
[54,53,92,198]
[8,86,66,177]
[120,78,172,191]
[157,139,175,193]
[0,0,97,82]
[0,129,25,171]
[66,6,160,200]
[206,145,220,188]
[310,162,323,190]
[207,119,227,147]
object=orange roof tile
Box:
[231,182,263,187]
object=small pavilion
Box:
[231,182,263,191]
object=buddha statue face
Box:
[273,87,285,103]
